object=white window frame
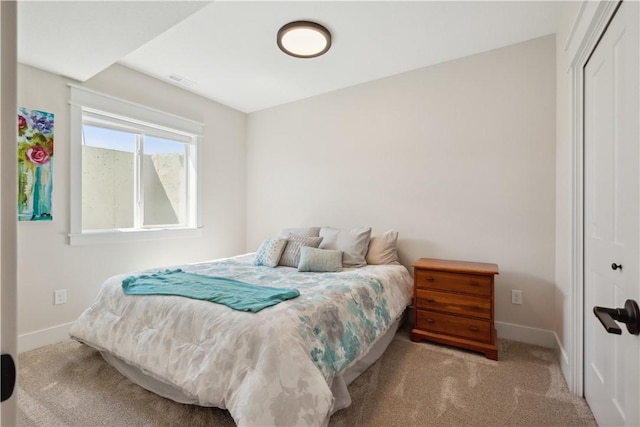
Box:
[69,85,203,245]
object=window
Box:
[69,85,203,245]
[81,118,191,230]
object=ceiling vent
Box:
[168,74,196,87]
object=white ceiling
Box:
[18,1,560,113]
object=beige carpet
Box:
[18,330,596,426]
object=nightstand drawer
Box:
[414,270,491,296]
[416,310,491,343]
[415,289,490,319]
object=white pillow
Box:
[319,226,372,268]
[254,237,288,268]
[298,247,342,272]
[278,234,324,268]
[366,230,400,265]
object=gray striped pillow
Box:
[278,234,323,268]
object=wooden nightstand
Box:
[410,258,499,360]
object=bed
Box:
[69,228,413,426]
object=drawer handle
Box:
[470,281,479,287]
[425,298,435,303]
[469,326,479,332]
[426,318,435,323]
[424,276,435,282]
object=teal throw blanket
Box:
[122,269,300,313]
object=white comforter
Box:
[69,254,413,426]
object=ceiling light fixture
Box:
[277,21,331,59]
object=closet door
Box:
[583,1,640,426]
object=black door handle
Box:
[1,354,16,402]
[593,299,640,335]
[612,263,623,271]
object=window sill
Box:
[68,227,203,246]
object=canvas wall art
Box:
[18,107,54,221]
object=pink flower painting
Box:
[18,107,54,221]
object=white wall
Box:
[554,0,581,377]
[17,63,247,350]
[247,35,557,333]
[16,33,561,350]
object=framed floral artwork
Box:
[18,107,54,221]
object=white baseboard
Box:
[554,331,573,392]
[495,321,557,349]
[18,322,74,353]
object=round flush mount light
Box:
[277,21,331,58]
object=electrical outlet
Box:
[511,290,522,305]
[54,289,67,305]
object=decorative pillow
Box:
[254,237,288,268]
[298,247,343,272]
[279,227,321,238]
[366,230,400,265]
[278,234,324,268]
[319,226,372,268]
